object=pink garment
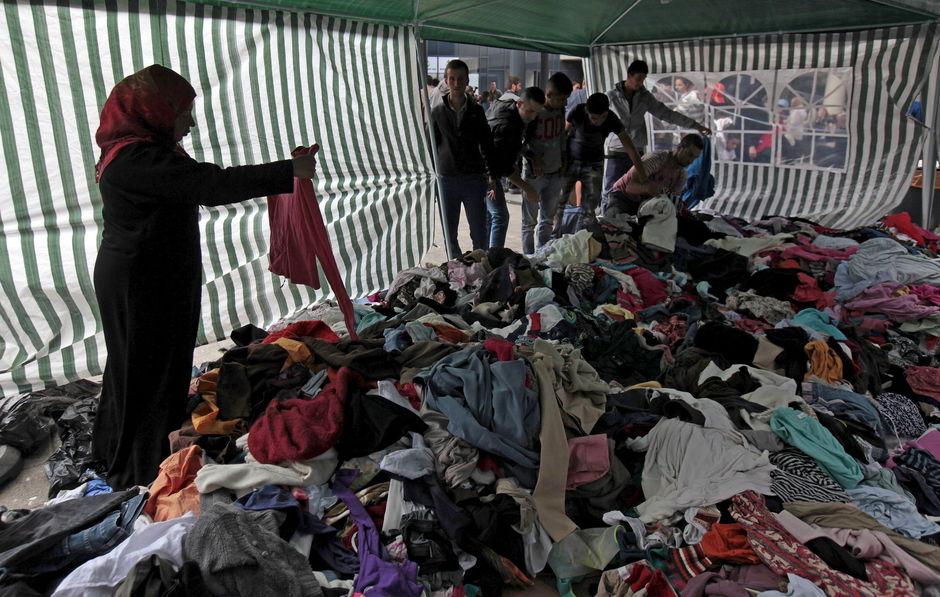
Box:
[566,435,610,490]
[773,510,940,584]
[844,283,940,322]
[624,267,668,309]
[268,145,358,340]
[905,366,940,402]
[733,318,772,333]
[781,244,858,262]
[910,284,940,307]
[855,318,892,334]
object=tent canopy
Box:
[196,0,940,55]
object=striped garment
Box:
[895,447,940,500]
[0,1,435,399]
[731,491,916,597]
[769,447,850,504]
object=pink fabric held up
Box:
[268,145,358,340]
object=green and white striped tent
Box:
[1,0,938,399]
[588,23,940,229]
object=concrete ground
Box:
[0,338,237,511]
[422,188,527,264]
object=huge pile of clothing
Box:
[5,209,940,597]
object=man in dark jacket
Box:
[430,59,497,258]
[603,60,711,212]
[485,86,546,249]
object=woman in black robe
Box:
[91,64,317,489]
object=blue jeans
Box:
[439,174,488,258]
[486,184,510,249]
[20,492,146,575]
[556,160,604,235]
[521,173,563,254]
[601,154,638,214]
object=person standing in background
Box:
[520,73,572,254]
[603,60,711,212]
[430,59,496,257]
[486,86,546,249]
[506,75,523,97]
[566,80,588,116]
[556,92,645,234]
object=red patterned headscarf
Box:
[95,64,196,182]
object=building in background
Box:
[426,40,584,91]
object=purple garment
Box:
[333,469,423,597]
[843,283,940,322]
[681,564,784,596]
[566,435,610,490]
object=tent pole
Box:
[922,66,939,228]
[414,32,455,261]
[539,51,549,87]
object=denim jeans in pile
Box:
[19,492,147,575]
[556,160,603,235]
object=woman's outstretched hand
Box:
[292,153,317,179]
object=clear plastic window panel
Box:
[647,73,707,153]
[644,68,851,173]
[774,68,851,171]
[710,73,775,166]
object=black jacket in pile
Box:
[487,93,527,178]
[430,92,496,177]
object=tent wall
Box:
[0,0,435,399]
[587,23,939,228]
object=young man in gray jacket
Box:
[519,72,572,255]
[603,60,711,212]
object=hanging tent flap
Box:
[0,0,435,400]
[587,23,939,228]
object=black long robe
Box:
[92,142,293,489]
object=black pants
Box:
[91,246,201,490]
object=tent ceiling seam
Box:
[862,0,939,19]
[590,18,932,49]
[417,0,506,24]
[591,0,644,45]
[420,22,589,48]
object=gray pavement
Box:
[422,190,527,264]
